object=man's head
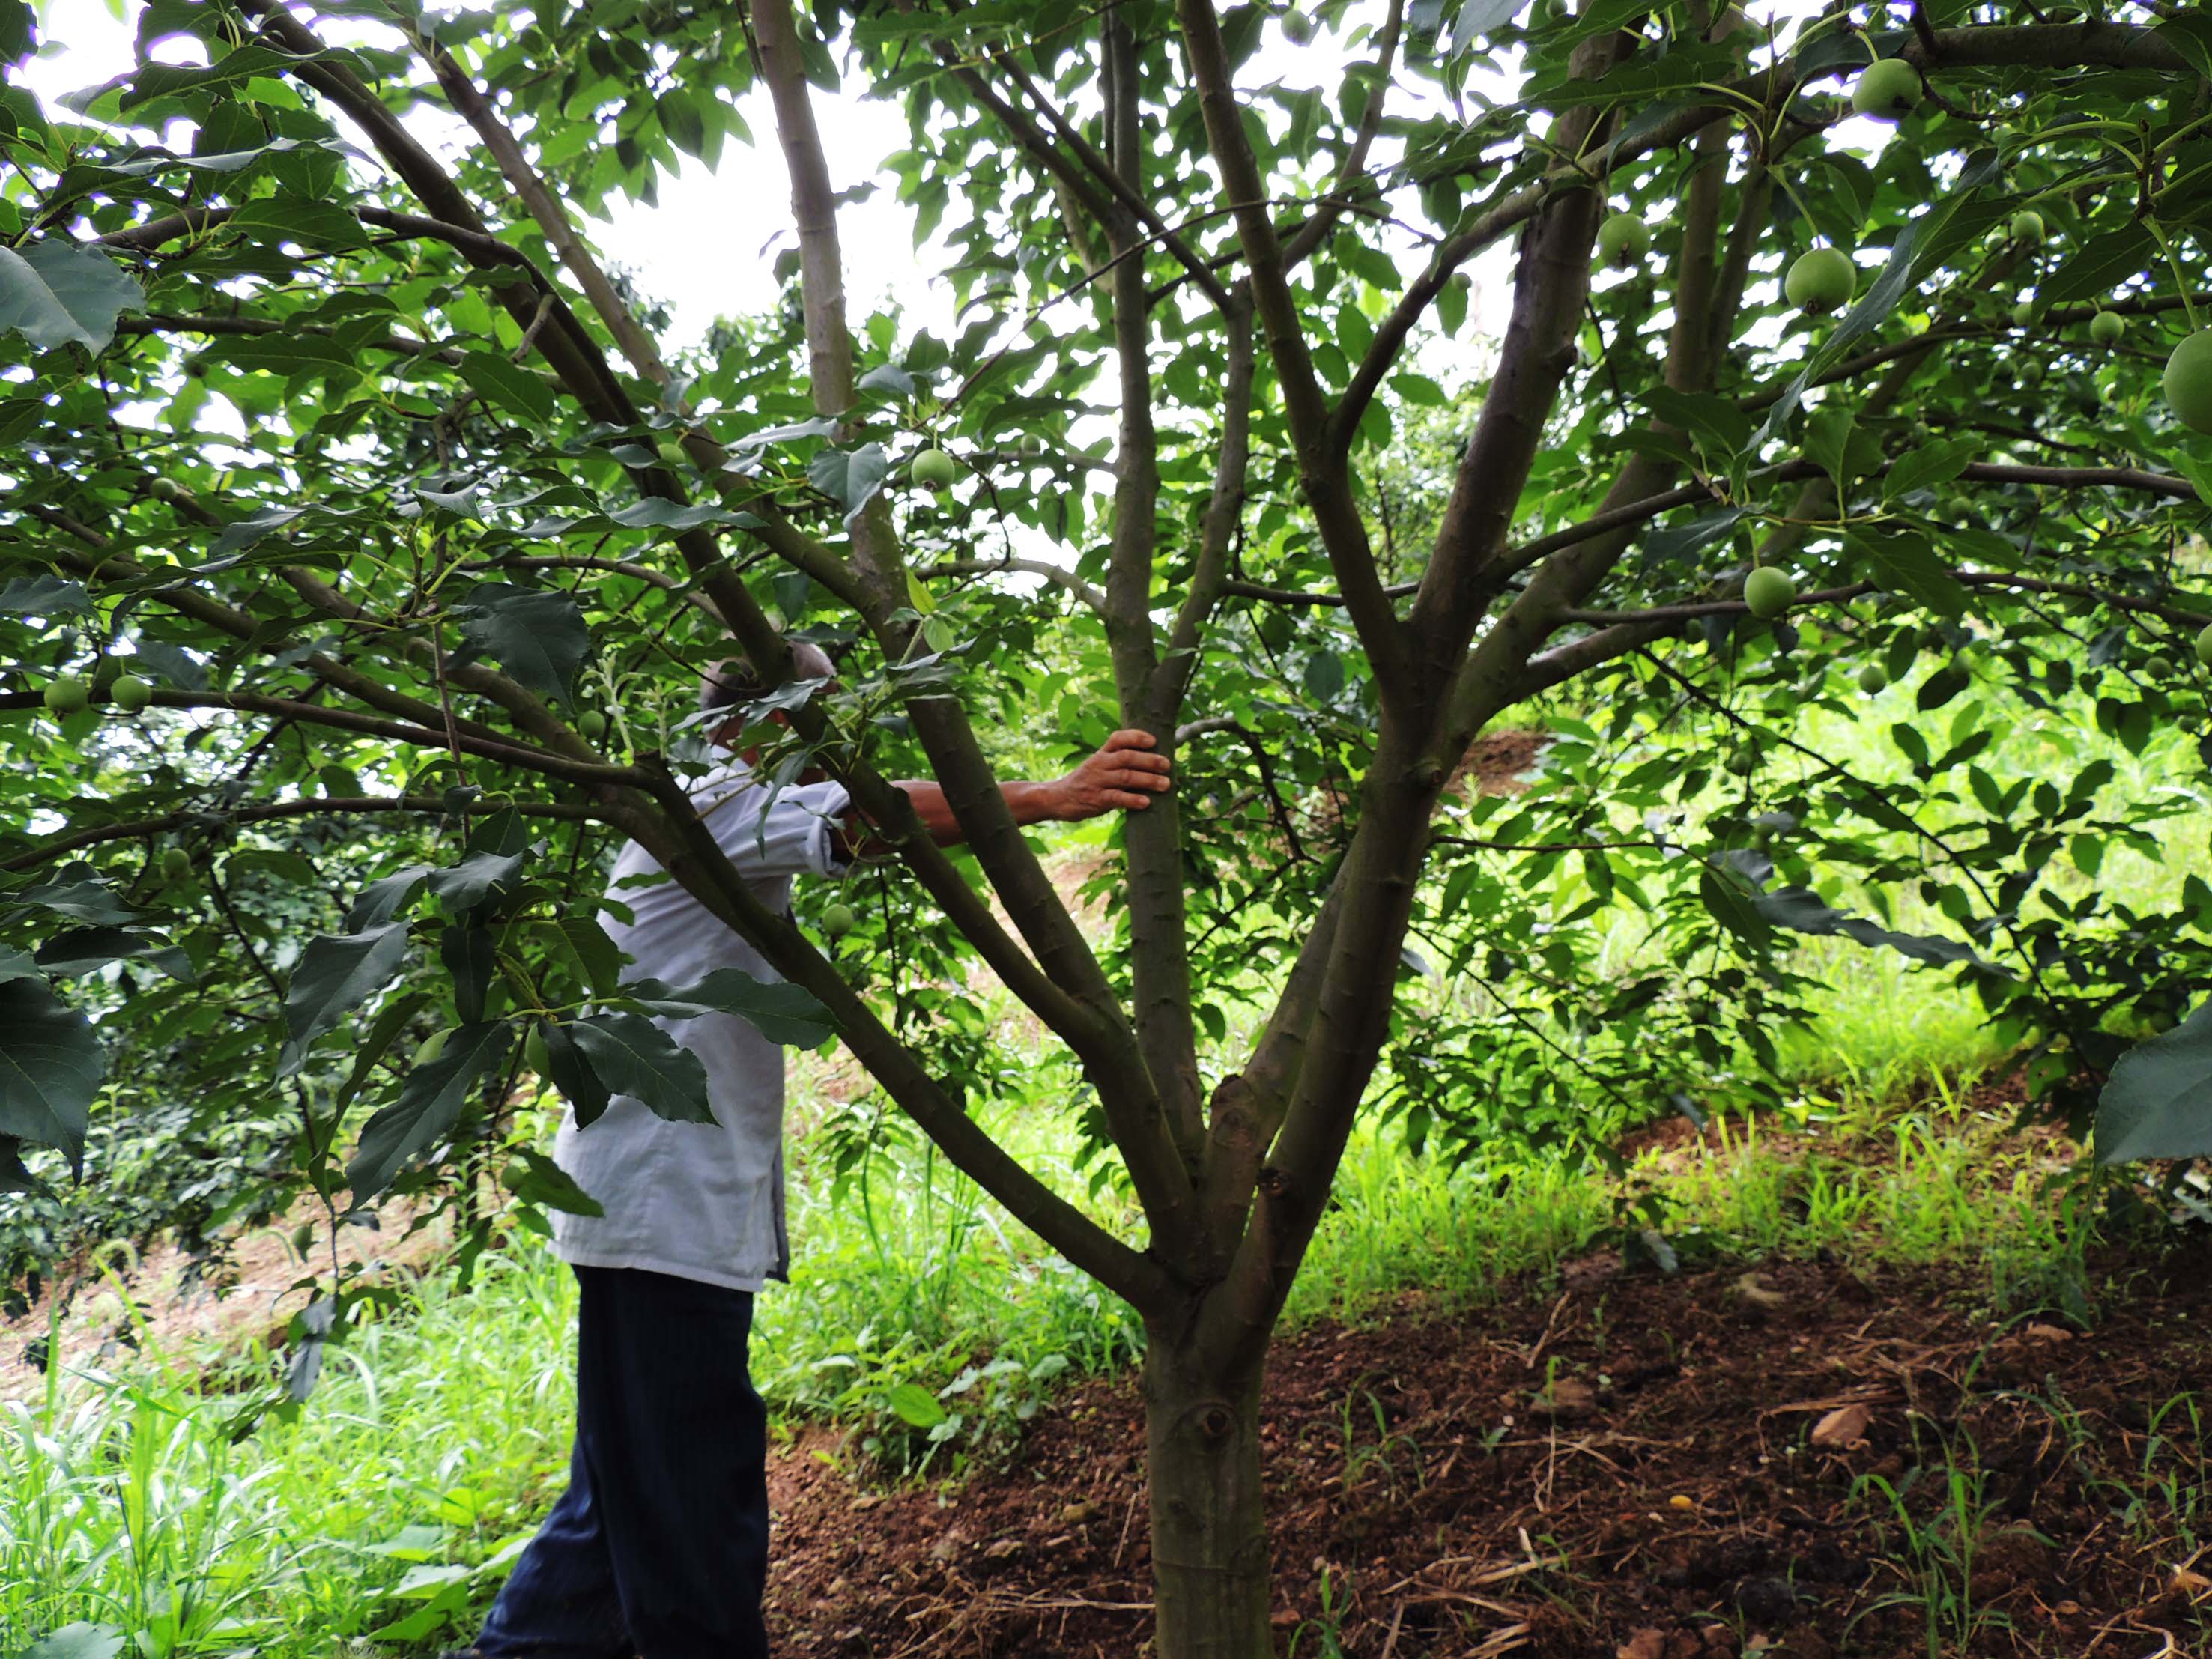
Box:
[700,641,837,750]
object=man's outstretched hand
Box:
[1049,730,1173,820]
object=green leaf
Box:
[565,1012,713,1123]
[424,846,527,915]
[450,583,592,712]
[1845,526,1969,620]
[346,866,431,932]
[19,1625,127,1659]
[457,350,556,425]
[2096,1001,2212,1164]
[0,574,91,615]
[347,1022,512,1196]
[13,876,140,927]
[280,923,410,1075]
[1748,887,1983,968]
[2038,223,2156,306]
[619,968,835,1047]
[33,926,191,982]
[536,1018,613,1127]
[885,1381,947,1428]
[336,989,431,1114]
[0,977,103,1163]
[501,1145,604,1216]
[1882,437,1978,503]
[0,240,145,352]
[551,915,622,997]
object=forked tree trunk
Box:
[1145,1326,1273,1658]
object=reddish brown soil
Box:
[762,1249,2212,1658]
[1450,728,1551,797]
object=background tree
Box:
[7,0,2212,1652]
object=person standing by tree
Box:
[448,640,1171,1659]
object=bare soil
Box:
[760,1247,2212,1658]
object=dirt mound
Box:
[763,1252,2212,1657]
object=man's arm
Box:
[838,730,1172,855]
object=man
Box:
[454,641,1172,1659]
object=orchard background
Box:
[9,0,2212,1653]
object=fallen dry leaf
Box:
[1531,1375,1597,1419]
[1810,1402,1873,1450]
[1616,1629,1669,1659]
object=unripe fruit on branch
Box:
[44,676,89,715]
[2011,297,2039,329]
[577,711,608,741]
[2009,210,2045,246]
[2197,622,2212,669]
[2089,310,2124,347]
[1594,213,1649,270]
[821,901,857,938]
[2165,331,2212,435]
[1850,58,1921,121]
[149,477,187,503]
[910,448,957,489]
[1857,663,1888,695]
[1281,7,1313,43]
[1784,248,1855,315]
[109,673,152,713]
[160,847,193,882]
[1743,567,1796,619]
[524,1022,551,1079]
[500,1163,527,1192]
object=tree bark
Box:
[1145,1326,1273,1659]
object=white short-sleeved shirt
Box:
[549,762,851,1292]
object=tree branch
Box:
[1276,0,1406,271]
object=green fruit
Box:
[109,673,152,713]
[2165,330,2212,435]
[1449,271,1473,293]
[524,1022,551,1078]
[2089,309,2124,347]
[910,447,957,489]
[576,710,608,741]
[2015,358,2044,387]
[2148,655,2177,679]
[416,1028,452,1066]
[1784,247,1855,316]
[1537,0,1569,21]
[1743,566,1797,620]
[656,439,691,475]
[160,846,193,882]
[2011,296,2039,329]
[1019,434,1044,455]
[500,1162,527,1192]
[2009,210,2045,246]
[1850,57,1921,121]
[1594,212,1649,270]
[1725,748,1757,776]
[1857,663,1888,695]
[820,901,857,938]
[2196,621,2212,668]
[1281,6,1313,43]
[149,477,187,503]
[43,676,89,716]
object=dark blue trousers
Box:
[476,1266,771,1659]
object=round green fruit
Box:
[910,447,957,489]
[656,439,691,475]
[1594,212,1649,270]
[1019,434,1044,455]
[2089,309,2124,347]
[2009,210,2046,246]
[1725,749,1757,776]
[2165,330,2212,435]
[1742,566,1797,620]
[43,676,89,716]
[524,1023,551,1079]
[2148,655,2177,679]
[2196,621,2212,668]
[2011,297,2039,329]
[1850,58,1922,121]
[109,673,152,713]
[1856,663,1888,696]
[160,846,193,882]
[2015,358,2044,387]
[416,1028,452,1066]
[820,901,857,938]
[149,477,187,503]
[500,1162,527,1193]
[1784,247,1855,316]
[576,710,608,741]
[1281,6,1313,43]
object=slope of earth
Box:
[762,1249,2212,1659]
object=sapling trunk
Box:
[1145,1328,1273,1659]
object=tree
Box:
[6,0,2212,1651]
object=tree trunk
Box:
[1145,1328,1273,1658]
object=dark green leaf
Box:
[0,977,103,1162]
[279,922,410,1074]
[450,583,591,711]
[565,1012,713,1123]
[619,967,835,1047]
[0,239,145,352]
[346,1022,511,1197]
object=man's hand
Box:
[1049,730,1173,820]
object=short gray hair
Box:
[698,641,836,714]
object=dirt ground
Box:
[760,1249,2212,1658]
